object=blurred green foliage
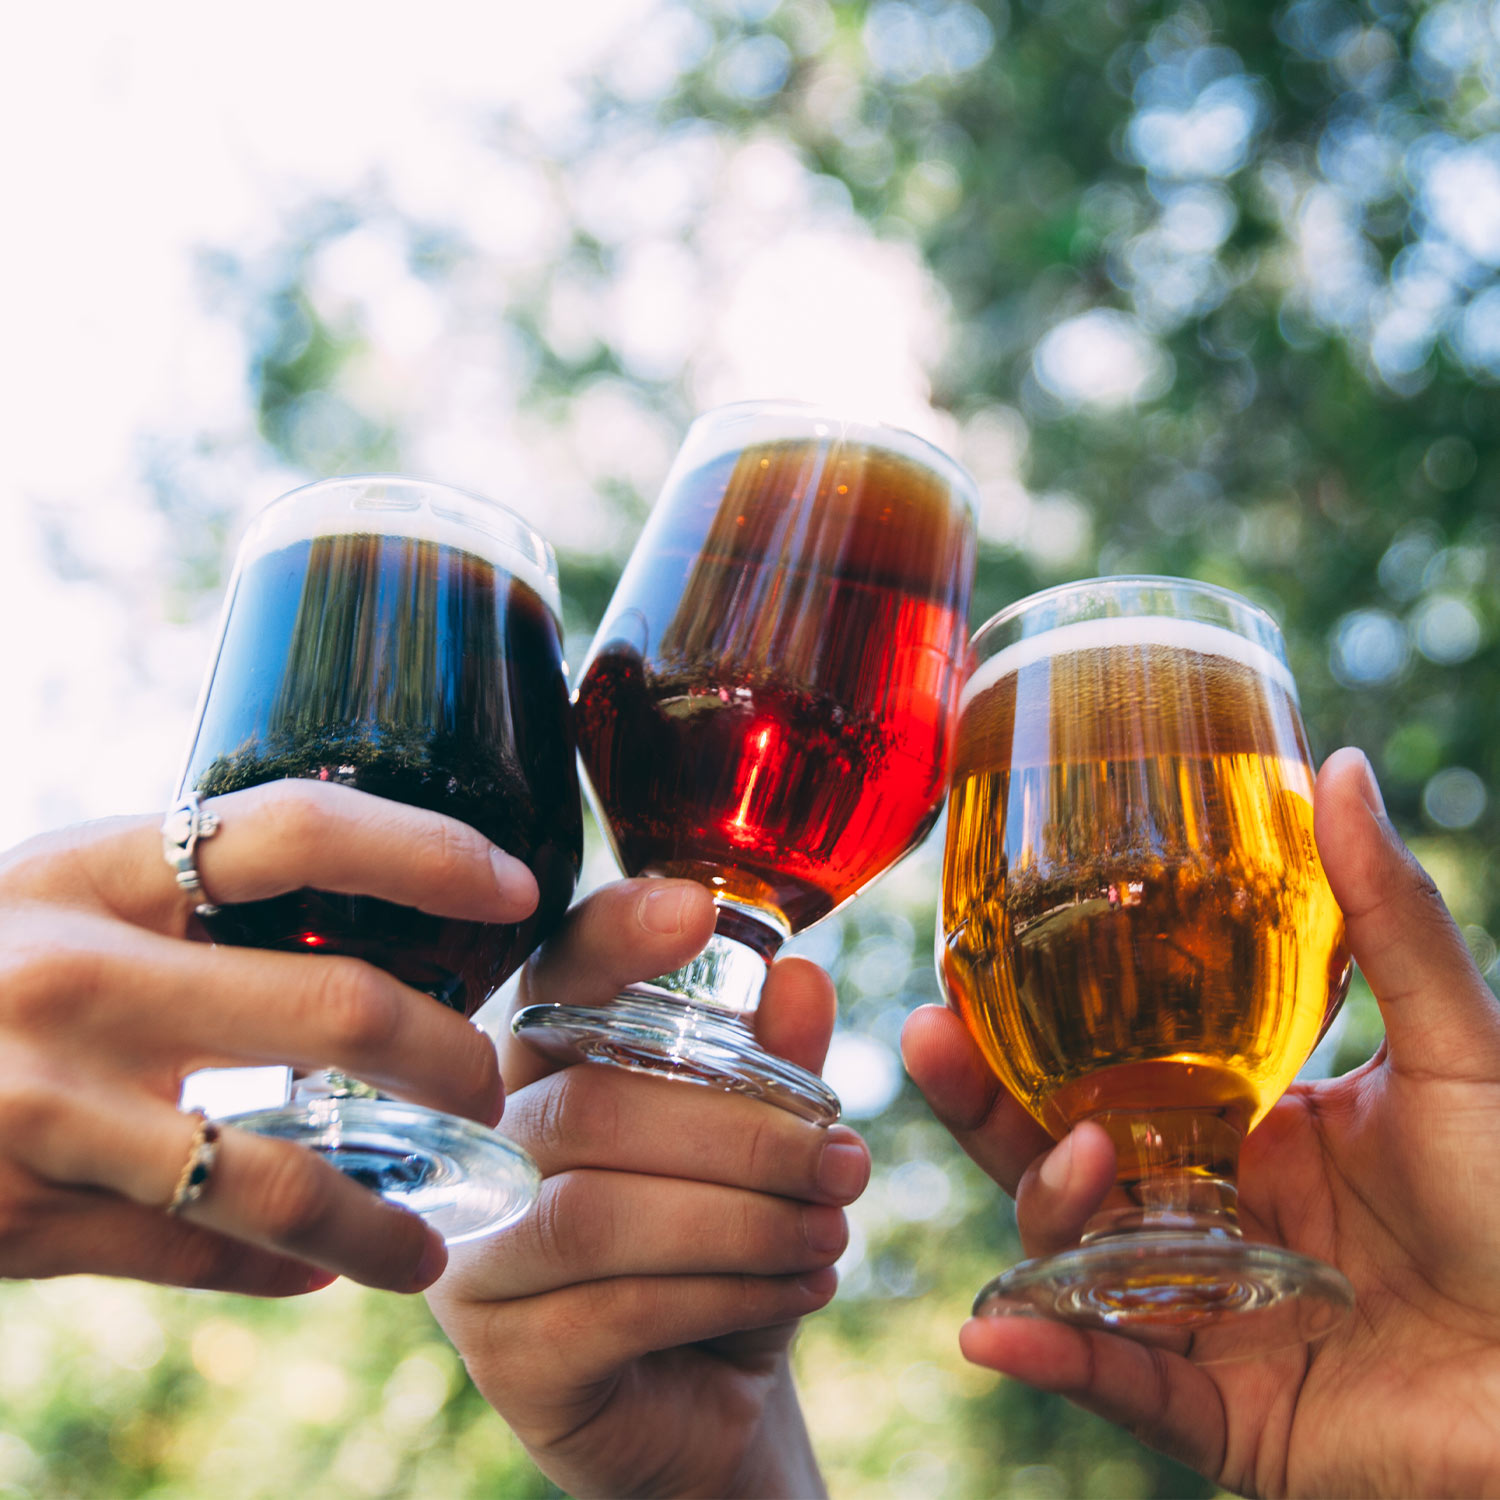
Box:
[10,1,1500,1496]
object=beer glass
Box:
[513,401,977,1123]
[939,576,1354,1357]
[176,476,583,1241]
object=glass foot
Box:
[974,1233,1353,1363]
[511,995,841,1125]
[224,1096,540,1245]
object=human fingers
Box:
[1315,747,1500,1078]
[957,1316,1228,1484]
[11,1088,448,1294]
[501,879,719,1088]
[23,781,539,934]
[0,910,502,1124]
[753,955,837,1078]
[0,1171,332,1296]
[499,1066,870,1205]
[441,1267,839,1392]
[901,1003,1053,1195]
[1013,1122,1117,1258]
[445,1170,847,1301]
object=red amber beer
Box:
[516,401,977,1122]
[575,437,973,934]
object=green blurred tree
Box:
[10,2,1498,1497]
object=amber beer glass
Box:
[176,476,583,1241]
[513,401,977,1122]
[940,577,1354,1355]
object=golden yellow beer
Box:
[941,614,1350,1147]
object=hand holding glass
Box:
[938,577,1353,1358]
[176,476,582,1241]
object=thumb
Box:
[1314,747,1500,1077]
[752,955,838,1078]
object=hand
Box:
[903,748,1500,1498]
[427,879,868,1500]
[0,779,537,1296]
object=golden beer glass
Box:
[939,577,1354,1357]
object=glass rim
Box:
[247,473,562,620]
[970,574,1284,653]
[684,398,979,516]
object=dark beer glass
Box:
[513,401,977,1123]
[940,577,1353,1356]
[176,475,582,1241]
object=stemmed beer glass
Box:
[176,476,583,1241]
[514,400,977,1123]
[939,576,1354,1357]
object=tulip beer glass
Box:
[176,475,583,1240]
[939,576,1353,1357]
[515,401,977,1122]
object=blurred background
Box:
[2,0,1497,1494]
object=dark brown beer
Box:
[179,531,583,1015]
[941,618,1349,1146]
[575,437,975,934]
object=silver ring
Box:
[161,791,223,918]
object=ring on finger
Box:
[166,1110,222,1215]
[161,790,223,918]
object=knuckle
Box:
[315,961,401,1058]
[741,1110,780,1187]
[0,940,97,1030]
[734,1194,768,1264]
[1404,851,1450,921]
[531,1068,601,1160]
[528,1175,575,1270]
[249,1146,332,1244]
[412,815,486,894]
[546,1172,616,1270]
[258,780,336,857]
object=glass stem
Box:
[1079,1109,1244,1244]
[629,898,788,1021]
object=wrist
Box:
[724,1356,825,1500]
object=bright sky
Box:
[0,0,660,846]
[0,0,983,851]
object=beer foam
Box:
[960,615,1297,715]
[244,483,561,618]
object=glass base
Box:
[974,1232,1354,1364]
[511,994,841,1125]
[224,1095,540,1245]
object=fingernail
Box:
[817,1128,870,1201]
[411,1235,447,1290]
[798,1266,838,1301]
[1038,1133,1075,1197]
[801,1205,848,1255]
[639,885,689,935]
[490,847,535,901]
[1355,751,1387,819]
